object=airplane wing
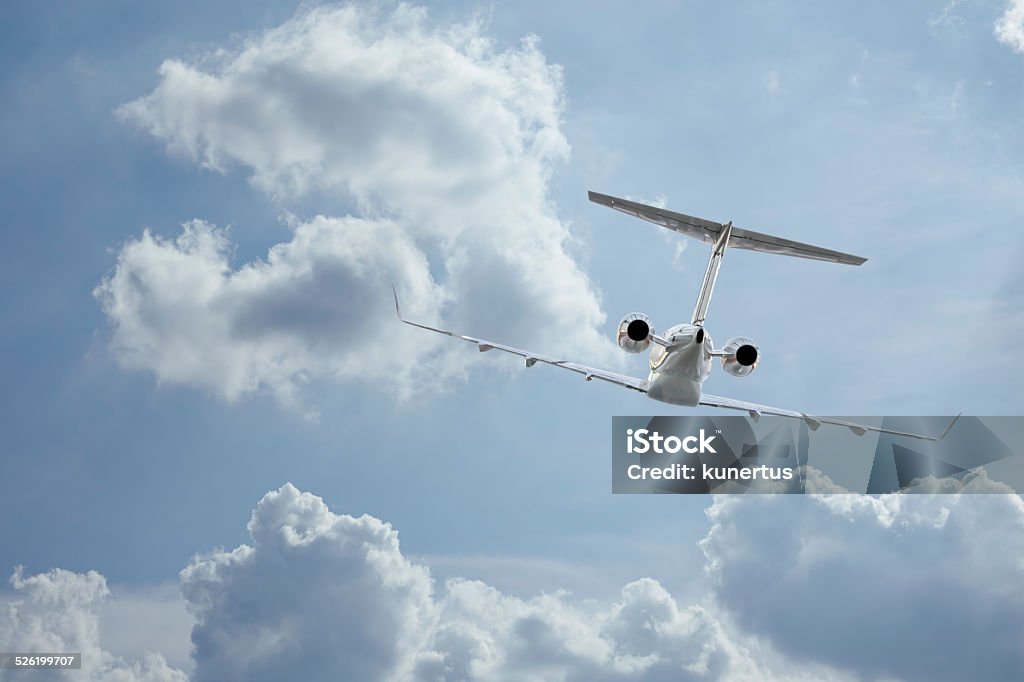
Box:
[699,392,960,442]
[392,287,648,393]
[588,191,867,266]
[394,287,956,441]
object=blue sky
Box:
[2,1,1024,679]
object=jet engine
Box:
[617,312,655,353]
[720,336,759,377]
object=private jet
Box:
[393,191,957,441]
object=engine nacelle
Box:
[721,336,759,377]
[617,312,655,354]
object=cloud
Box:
[176,483,855,682]
[117,5,567,205]
[11,481,1024,680]
[181,483,436,682]
[0,567,186,681]
[928,0,965,35]
[701,481,1024,681]
[996,0,1024,52]
[103,3,612,407]
[95,216,443,409]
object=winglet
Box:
[889,413,962,442]
[936,413,961,441]
[392,283,403,321]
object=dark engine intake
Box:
[617,312,654,353]
[721,336,759,377]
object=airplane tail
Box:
[588,191,866,266]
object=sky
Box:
[1,1,1024,680]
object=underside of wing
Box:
[588,191,866,266]
[698,393,959,441]
[393,288,648,393]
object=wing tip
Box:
[391,283,404,321]
[937,413,961,441]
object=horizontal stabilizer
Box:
[589,191,866,266]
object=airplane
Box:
[393,191,958,441]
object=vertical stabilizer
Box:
[691,221,732,326]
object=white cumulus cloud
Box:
[0,567,186,681]
[103,3,612,408]
[10,482,1024,681]
[996,0,1024,53]
[177,483,851,682]
[701,483,1024,681]
[95,216,443,408]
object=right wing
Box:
[392,287,648,393]
[699,392,960,442]
[588,191,867,266]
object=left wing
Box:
[392,287,648,393]
[699,392,960,442]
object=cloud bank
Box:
[8,481,1024,680]
[179,483,840,682]
[100,4,611,407]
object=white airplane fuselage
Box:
[644,323,714,406]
